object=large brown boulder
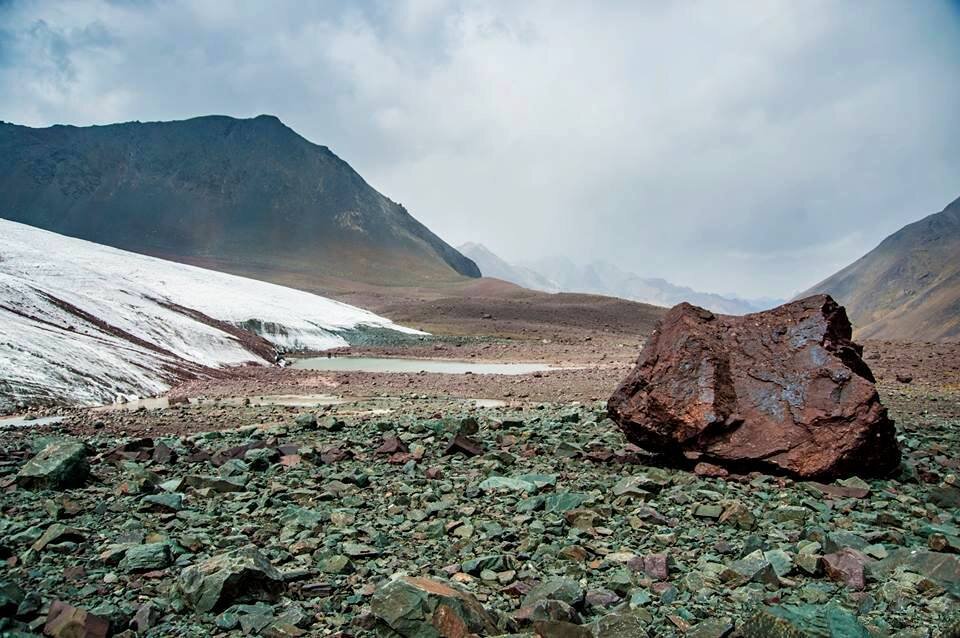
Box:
[607,295,899,479]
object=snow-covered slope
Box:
[0,220,422,410]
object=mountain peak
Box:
[0,115,480,285]
[253,113,282,123]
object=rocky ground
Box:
[1,335,959,637]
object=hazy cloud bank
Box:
[1,0,958,297]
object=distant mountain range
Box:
[803,194,960,341]
[459,243,780,315]
[0,115,479,286]
[457,243,563,293]
[0,220,418,410]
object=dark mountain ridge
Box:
[0,114,479,285]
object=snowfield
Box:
[0,220,422,410]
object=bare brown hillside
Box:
[803,195,960,341]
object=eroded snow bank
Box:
[0,219,421,409]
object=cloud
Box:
[0,0,958,297]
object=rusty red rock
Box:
[607,295,900,479]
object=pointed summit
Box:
[0,115,480,286]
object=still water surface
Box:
[291,356,554,375]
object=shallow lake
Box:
[291,356,555,375]
[0,415,65,429]
[93,393,507,413]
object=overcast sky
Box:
[1,0,958,298]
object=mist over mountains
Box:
[459,243,782,315]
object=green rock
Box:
[318,415,345,431]
[613,471,670,498]
[342,542,378,557]
[591,608,650,637]
[479,476,536,493]
[768,505,810,524]
[544,492,588,513]
[370,575,499,637]
[628,589,651,607]
[30,523,85,552]
[142,492,184,512]
[238,603,275,634]
[694,504,723,519]
[836,477,870,495]
[6,524,44,546]
[522,578,585,608]
[217,458,250,479]
[719,501,756,530]
[0,582,24,616]
[182,474,246,493]
[158,478,183,493]
[795,553,822,576]
[123,542,173,572]
[687,618,734,638]
[16,440,89,490]
[294,412,317,428]
[517,496,545,513]
[741,604,870,637]
[764,549,795,577]
[798,584,832,604]
[863,543,887,560]
[320,555,353,574]
[612,476,653,500]
[215,608,240,630]
[555,442,582,458]
[244,447,277,469]
[462,555,517,575]
[177,547,285,613]
[869,548,960,597]
[720,550,780,587]
[823,531,867,554]
[280,506,325,530]
[517,473,558,490]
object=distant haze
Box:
[1,0,958,298]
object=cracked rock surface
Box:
[608,296,900,479]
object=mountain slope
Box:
[0,115,479,286]
[802,195,960,341]
[458,243,560,292]
[0,220,420,411]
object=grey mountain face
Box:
[0,115,479,285]
[460,243,780,314]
